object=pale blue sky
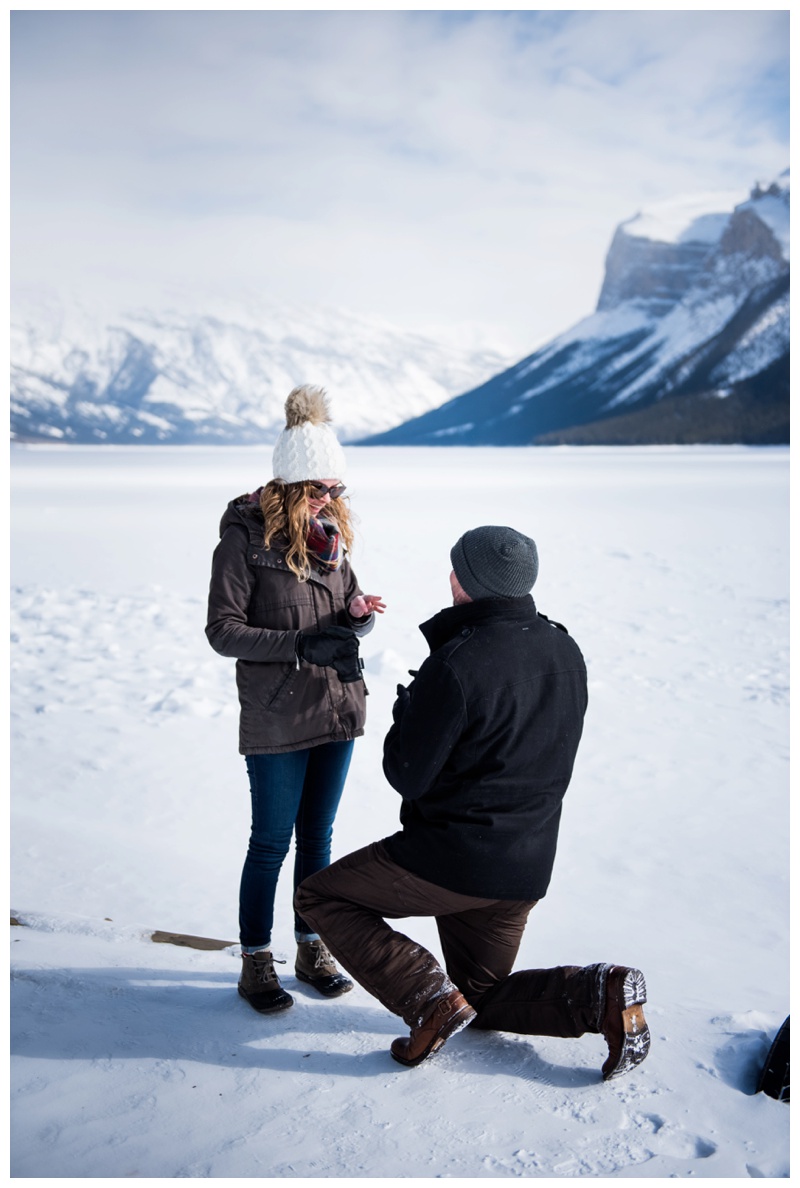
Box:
[11,9,789,354]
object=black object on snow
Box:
[756,1016,789,1103]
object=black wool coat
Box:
[205,493,372,754]
[381,595,588,900]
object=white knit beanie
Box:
[272,385,348,482]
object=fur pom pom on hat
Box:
[272,385,348,482]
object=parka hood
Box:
[218,489,264,540]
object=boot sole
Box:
[238,985,294,1014]
[295,969,353,998]
[602,967,650,1081]
[390,1004,477,1068]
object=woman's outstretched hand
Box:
[349,594,386,618]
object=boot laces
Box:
[309,941,335,971]
[253,952,285,986]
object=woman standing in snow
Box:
[206,386,385,1013]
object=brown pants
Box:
[295,840,603,1036]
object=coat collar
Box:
[420,595,536,652]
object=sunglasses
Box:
[308,481,347,500]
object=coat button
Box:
[461,628,470,637]
[252,554,257,560]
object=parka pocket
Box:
[262,664,299,713]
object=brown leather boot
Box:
[390,990,477,1067]
[238,950,293,1014]
[295,939,353,998]
[600,965,650,1080]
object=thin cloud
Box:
[11,10,789,353]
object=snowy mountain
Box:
[10,295,512,445]
[360,172,789,446]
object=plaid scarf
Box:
[307,516,342,571]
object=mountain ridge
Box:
[10,296,513,445]
[358,171,789,447]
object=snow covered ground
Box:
[10,444,789,1178]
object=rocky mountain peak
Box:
[596,229,712,316]
[359,170,789,448]
[597,177,788,318]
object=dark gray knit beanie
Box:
[450,526,539,601]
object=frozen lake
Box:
[10,443,790,1178]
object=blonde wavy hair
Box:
[259,480,355,581]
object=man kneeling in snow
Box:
[296,526,649,1080]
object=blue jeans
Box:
[239,740,354,951]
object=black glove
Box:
[296,626,363,683]
[392,683,412,723]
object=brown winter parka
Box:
[206,493,373,755]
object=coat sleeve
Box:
[382,656,466,800]
[205,526,299,663]
[338,559,375,638]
